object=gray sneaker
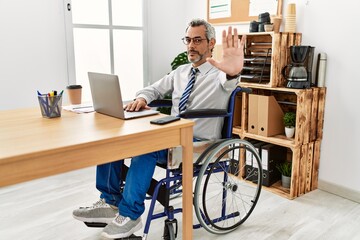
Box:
[72,199,118,224]
[101,214,142,239]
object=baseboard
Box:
[318,180,360,203]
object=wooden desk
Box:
[0,108,194,239]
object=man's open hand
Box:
[207,26,246,76]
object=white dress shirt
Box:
[136,61,239,140]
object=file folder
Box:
[261,144,287,186]
[229,142,240,176]
[246,141,267,183]
[258,95,284,137]
[248,94,259,134]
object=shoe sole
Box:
[72,214,115,224]
[101,221,143,239]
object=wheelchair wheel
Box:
[194,139,262,234]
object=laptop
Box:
[88,72,159,119]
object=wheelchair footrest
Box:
[115,234,142,240]
[84,222,107,228]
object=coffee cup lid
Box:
[67,85,82,89]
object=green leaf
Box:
[171,51,190,70]
[283,112,296,127]
[276,162,292,177]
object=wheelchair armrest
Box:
[239,87,252,94]
[179,109,229,118]
[148,99,173,108]
[148,87,251,108]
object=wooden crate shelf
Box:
[238,140,322,200]
[238,32,302,88]
[235,86,326,146]
[230,30,326,200]
[233,85,326,199]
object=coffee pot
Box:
[282,46,315,89]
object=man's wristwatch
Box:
[226,72,241,80]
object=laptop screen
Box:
[88,72,159,119]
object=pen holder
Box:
[38,95,63,118]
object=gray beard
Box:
[189,54,203,64]
[188,50,208,64]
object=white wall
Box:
[0,0,69,110]
[0,0,359,200]
[289,0,360,198]
[146,0,186,84]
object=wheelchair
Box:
[134,86,263,240]
[86,87,263,240]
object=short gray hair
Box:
[186,19,216,41]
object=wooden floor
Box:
[0,166,359,240]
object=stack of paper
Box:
[62,104,94,114]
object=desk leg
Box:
[181,126,193,240]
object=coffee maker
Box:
[282,46,315,89]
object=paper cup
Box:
[271,16,282,33]
[66,85,82,105]
[287,3,296,15]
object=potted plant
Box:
[171,51,190,70]
[283,112,296,138]
[276,161,292,188]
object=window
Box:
[65,0,146,102]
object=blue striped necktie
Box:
[179,68,198,112]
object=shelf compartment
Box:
[232,92,243,132]
[235,87,326,146]
[238,140,321,200]
[239,32,302,88]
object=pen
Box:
[37,90,49,116]
[45,94,50,116]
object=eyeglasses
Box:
[182,37,208,45]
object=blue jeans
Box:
[96,149,168,220]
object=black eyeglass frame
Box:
[181,37,208,45]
